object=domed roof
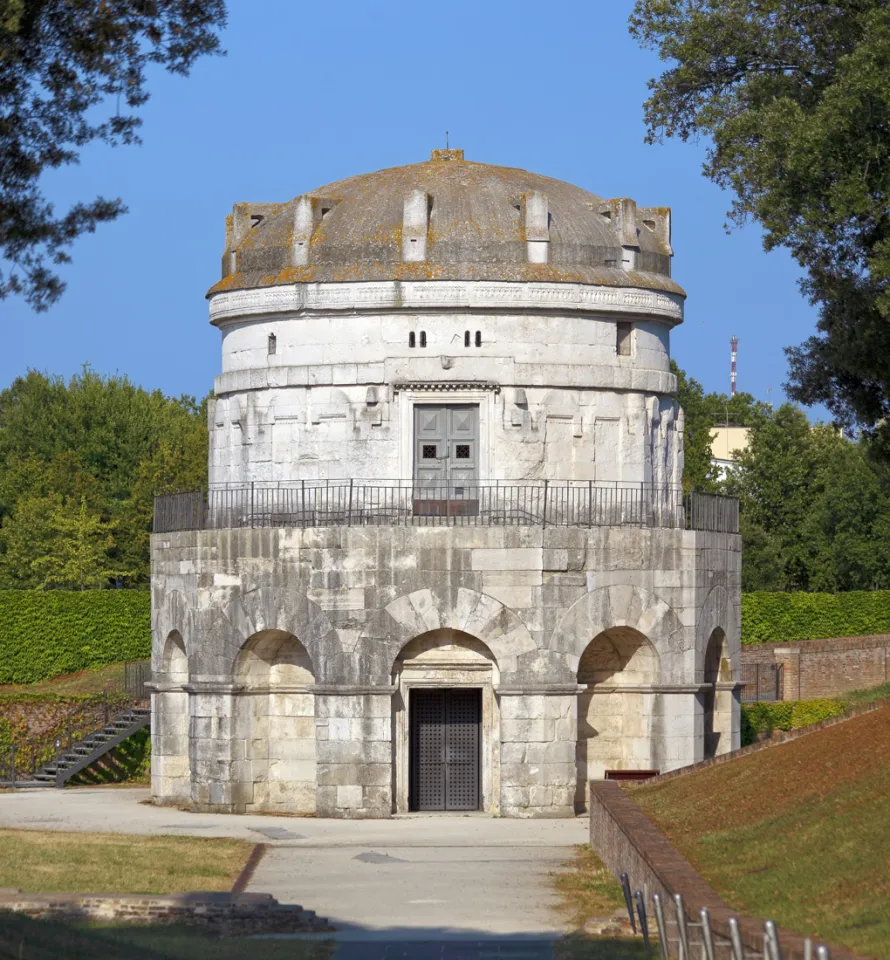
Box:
[208,150,682,297]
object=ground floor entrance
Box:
[409,688,481,811]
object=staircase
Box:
[30,705,150,788]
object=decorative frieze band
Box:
[209,280,684,326]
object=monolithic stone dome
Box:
[209,149,683,297]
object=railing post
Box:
[347,478,354,526]
[588,480,593,528]
[10,743,15,788]
[542,479,549,528]
[301,480,306,527]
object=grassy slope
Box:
[0,662,128,697]
[0,830,251,895]
[630,706,890,959]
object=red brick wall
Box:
[741,635,889,699]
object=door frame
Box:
[392,671,500,815]
[397,387,495,481]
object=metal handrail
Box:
[153,482,739,535]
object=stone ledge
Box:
[0,890,333,936]
[589,780,866,960]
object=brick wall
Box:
[741,635,889,700]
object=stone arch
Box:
[204,575,336,682]
[390,626,501,814]
[160,631,189,684]
[359,587,536,684]
[702,626,731,760]
[234,629,315,686]
[575,626,661,812]
[549,584,686,678]
[696,585,734,678]
[232,630,316,814]
[392,628,500,683]
[151,630,190,805]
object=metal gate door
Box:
[413,405,479,516]
[410,688,481,811]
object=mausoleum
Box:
[150,149,741,818]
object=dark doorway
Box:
[409,688,481,811]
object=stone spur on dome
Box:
[150,149,742,819]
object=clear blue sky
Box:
[1,0,820,414]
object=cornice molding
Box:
[208,280,684,326]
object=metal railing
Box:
[0,694,127,786]
[153,481,739,535]
[740,663,784,702]
[619,871,832,959]
[124,660,152,700]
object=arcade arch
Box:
[392,628,500,814]
[233,630,316,814]
[576,626,660,812]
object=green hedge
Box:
[0,591,150,684]
[742,590,890,645]
[740,698,847,746]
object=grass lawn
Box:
[551,845,649,959]
[0,662,129,697]
[630,706,890,959]
[0,829,252,895]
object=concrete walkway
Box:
[0,787,591,956]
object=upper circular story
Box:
[208,149,683,299]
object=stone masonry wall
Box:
[151,523,740,817]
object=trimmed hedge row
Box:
[741,590,890,645]
[0,591,150,684]
[740,698,847,746]
[3,588,889,683]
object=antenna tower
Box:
[730,336,739,396]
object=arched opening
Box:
[703,628,731,759]
[392,628,499,814]
[233,630,315,814]
[152,631,190,804]
[576,627,660,813]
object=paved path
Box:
[0,788,591,957]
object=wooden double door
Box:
[409,688,481,811]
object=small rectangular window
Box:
[420,331,427,348]
[475,331,482,347]
[267,333,277,355]
[616,322,633,357]
[422,444,437,459]
[409,332,416,348]
[464,331,470,347]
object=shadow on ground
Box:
[0,912,649,959]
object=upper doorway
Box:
[413,405,479,516]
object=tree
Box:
[724,405,890,591]
[0,368,208,586]
[32,496,124,590]
[0,0,226,310]
[630,2,890,448]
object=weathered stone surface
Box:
[151,152,741,819]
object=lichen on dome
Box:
[209,151,683,298]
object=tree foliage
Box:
[631,1,890,447]
[0,0,226,309]
[725,405,890,591]
[0,368,207,587]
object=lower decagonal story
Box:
[150,524,740,818]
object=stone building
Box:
[150,149,741,818]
